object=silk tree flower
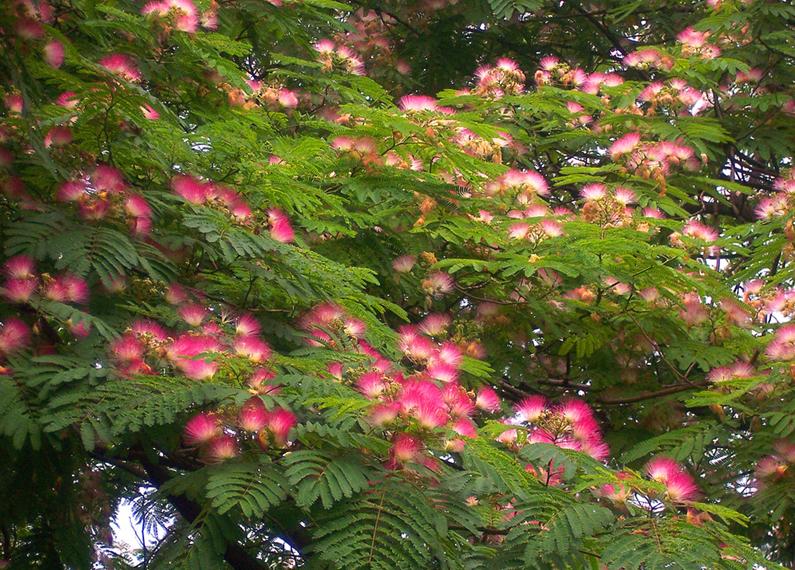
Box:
[233,335,272,363]
[99,53,142,82]
[238,397,269,432]
[141,104,160,120]
[235,313,261,337]
[391,254,416,273]
[609,132,641,159]
[0,318,31,355]
[265,407,296,446]
[419,313,451,336]
[171,175,209,204]
[443,383,476,417]
[92,165,127,194]
[398,95,439,112]
[267,208,295,243]
[3,255,36,279]
[2,278,37,303]
[204,435,239,462]
[178,303,207,326]
[421,271,454,296]
[43,40,64,68]
[645,457,699,501]
[766,324,795,361]
[515,395,547,423]
[166,334,222,380]
[110,335,145,362]
[356,371,386,398]
[43,126,72,148]
[183,412,220,445]
[390,432,422,464]
[475,386,501,412]
[682,220,718,242]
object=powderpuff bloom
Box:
[57,180,87,202]
[130,319,168,341]
[580,183,606,201]
[46,274,89,304]
[390,433,422,463]
[755,456,787,480]
[558,399,595,424]
[44,126,72,148]
[443,383,476,417]
[183,413,219,445]
[165,283,188,305]
[427,361,458,383]
[110,335,145,362]
[646,457,698,501]
[435,342,463,367]
[92,165,126,194]
[392,255,416,273]
[57,91,79,108]
[499,169,549,196]
[580,438,610,461]
[0,318,31,355]
[475,386,501,412]
[238,397,269,432]
[4,255,36,279]
[419,313,451,336]
[167,334,221,377]
[398,95,438,112]
[122,195,150,219]
[682,220,718,242]
[99,54,142,82]
[412,401,448,429]
[235,313,261,337]
[233,336,272,363]
[452,418,477,438]
[766,324,795,361]
[541,220,564,238]
[356,371,386,398]
[614,187,636,205]
[268,208,295,243]
[43,40,65,68]
[609,132,641,159]
[171,175,208,204]
[508,223,530,240]
[205,435,238,462]
[369,402,400,426]
[16,17,44,40]
[2,278,37,303]
[421,271,454,296]
[266,407,296,446]
[706,361,755,382]
[178,303,207,326]
[313,39,336,54]
[515,395,547,423]
[136,103,158,120]
[403,332,436,360]
[4,94,23,114]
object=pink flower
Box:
[140,103,160,120]
[369,402,400,425]
[235,313,261,337]
[165,283,188,304]
[99,54,142,82]
[43,40,65,68]
[4,255,36,279]
[111,335,145,362]
[390,433,421,463]
[130,319,168,341]
[171,175,208,204]
[56,91,79,108]
[205,435,238,462]
[392,255,416,273]
[183,412,220,445]
[580,183,607,201]
[452,418,477,438]
[398,95,438,112]
[682,220,718,242]
[609,132,641,159]
[515,395,547,422]
[414,401,448,429]
[266,407,296,446]
[475,386,501,412]
[57,179,87,202]
[443,383,476,417]
[178,303,207,326]
[421,271,454,296]
[238,397,269,432]
[44,126,72,148]
[646,457,699,501]
[766,324,795,361]
[2,278,37,303]
[356,371,386,398]
[419,313,451,336]
[46,274,89,304]
[267,208,295,243]
[4,94,23,114]
[92,165,126,194]
[233,336,272,363]
[0,318,31,355]
[124,194,151,218]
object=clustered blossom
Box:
[756,171,795,220]
[609,133,703,183]
[1,255,90,312]
[645,457,699,501]
[108,291,277,383]
[170,175,295,242]
[766,324,795,361]
[246,80,300,110]
[182,399,297,463]
[140,0,219,33]
[474,58,526,97]
[57,165,153,236]
[579,183,636,228]
[99,53,142,82]
[498,396,610,468]
[638,79,708,114]
[0,317,31,360]
[299,302,366,348]
[676,27,721,59]
[534,57,623,95]
[313,39,365,75]
[623,48,675,71]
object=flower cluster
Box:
[676,27,721,59]
[609,133,702,186]
[473,58,526,97]
[170,175,295,242]
[2,255,90,308]
[497,396,610,464]
[756,171,794,220]
[579,183,636,228]
[58,165,153,235]
[534,57,623,95]
[645,457,699,501]
[313,39,365,75]
[109,293,276,382]
[183,399,297,463]
[623,48,675,71]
